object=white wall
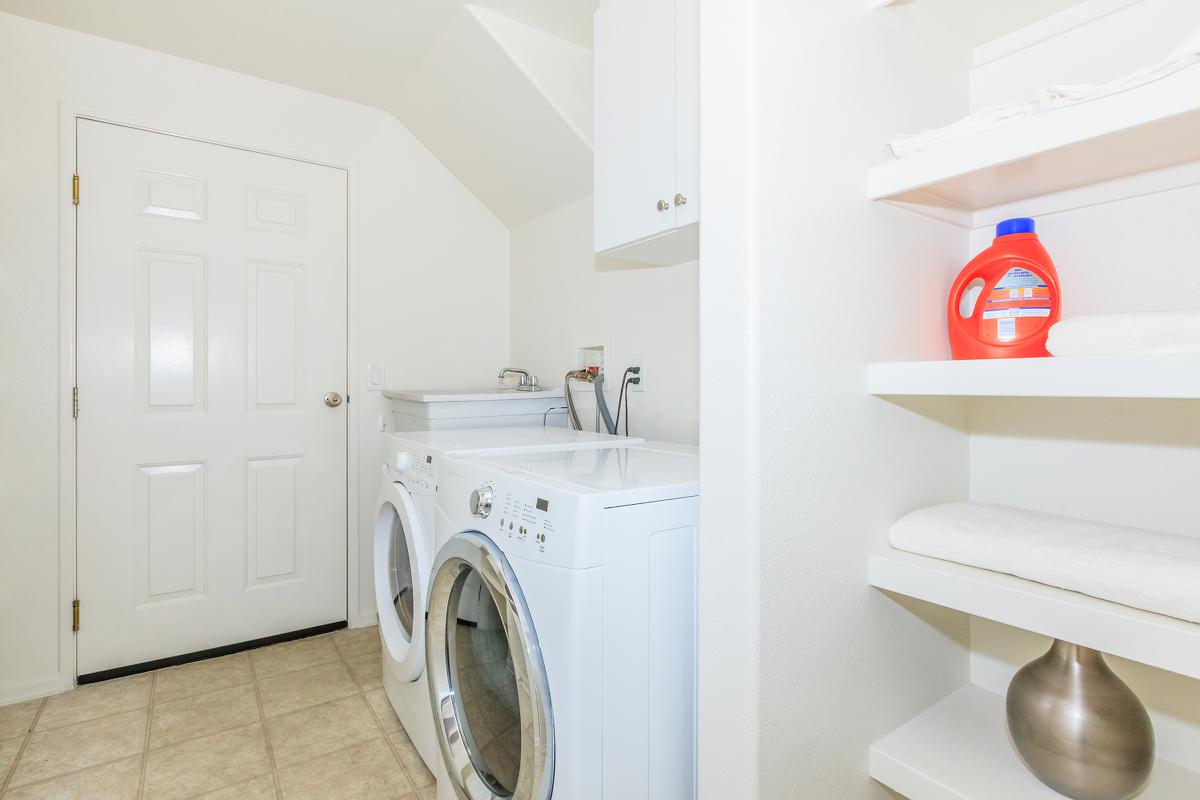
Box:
[0,12,509,703]
[699,3,975,798]
[509,195,699,444]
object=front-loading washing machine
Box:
[426,446,699,800]
[373,428,643,777]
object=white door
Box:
[75,120,348,676]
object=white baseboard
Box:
[348,611,379,630]
[0,673,70,706]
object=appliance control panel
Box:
[404,450,436,492]
[492,486,561,557]
[439,457,599,569]
[382,438,437,494]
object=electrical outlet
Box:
[631,359,646,392]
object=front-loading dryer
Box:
[427,446,699,800]
[373,429,642,778]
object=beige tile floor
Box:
[0,627,438,800]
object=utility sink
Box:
[383,387,564,403]
[384,386,569,431]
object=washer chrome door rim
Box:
[373,482,428,681]
[426,531,554,800]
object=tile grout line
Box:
[136,672,157,799]
[247,651,286,800]
[0,697,46,796]
[335,632,426,799]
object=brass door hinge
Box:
[72,387,79,419]
[72,174,80,206]
[72,599,80,632]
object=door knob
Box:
[324,392,343,408]
[657,199,671,212]
[674,193,688,206]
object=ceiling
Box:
[909,0,1089,48]
[0,0,597,226]
[475,0,595,47]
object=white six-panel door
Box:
[75,120,348,676]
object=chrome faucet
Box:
[498,368,540,392]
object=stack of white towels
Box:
[889,29,1200,158]
[890,502,1200,624]
[1046,312,1200,357]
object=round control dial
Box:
[470,485,494,518]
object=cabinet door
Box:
[673,0,699,229]
[594,0,678,254]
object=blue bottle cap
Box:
[996,217,1035,237]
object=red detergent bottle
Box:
[948,217,1061,359]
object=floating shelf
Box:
[871,685,1200,800]
[868,66,1200,211]
[870,548,1200,679]
[867,353,1200,399]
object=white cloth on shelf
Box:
[1038,29,1200,109]
[1046,312,1200,357]
[885,28,1200,159]
[890,502,1200,624]
[887,100,1037,158]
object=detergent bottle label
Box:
[980,267,1054,343]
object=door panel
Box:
[137,462,205,603]
[137,250,206,410]
[76,120,348,675]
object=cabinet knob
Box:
[657,199,671,212]
[674,193,688,207]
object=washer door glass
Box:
[427,532,553,800]
[389,511,415,637]
[374,484,428,681]
[451,567,521,792]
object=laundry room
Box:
[1,1,705,798]
[4,1,1200,800]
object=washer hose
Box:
[564,370,587,431]
[594,373,616,435]
[563,369,617,434]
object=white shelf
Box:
[867,353,1200,399]
[871,685,1200,800]
[870,548,1200,680]
[868,66,1200,211]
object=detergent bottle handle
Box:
[947,257,994,333]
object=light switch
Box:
[366,364,385,391]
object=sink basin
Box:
[383,387,564,403]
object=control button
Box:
[470,486,494,518]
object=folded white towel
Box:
[1038,29,1200,110]
[886,28,1200,160]
[890,502,1200,623]
[1046,312,1200,357]
[887,100,1037,158]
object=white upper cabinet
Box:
[593,0,699,265]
